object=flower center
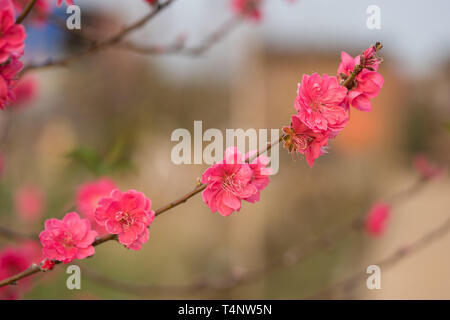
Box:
[292,134,312,152]
[115,211,134,227]
[222,173,243,195]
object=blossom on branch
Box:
[201,147,270,216]
[0,241,41,299]
[0,57,23,109]
[294,73,348,133]
[338,47,384,111]
[95,189,155,250]
[283,115,330,167]
[0,0,26,63]
[39,212,98,263]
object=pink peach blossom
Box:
[201,147,259,216]
[94,189,155,250]
[365,202,390,237]
[283,115,330,167]
[14,185,46,222]
[76,178,116,235]
[338,50,384,111]
[0,57,22,109]
[0,0,26,63]
[295,73,348,133]
[39,212,98,263]
[231,0,262,21]
[0,241,41,299]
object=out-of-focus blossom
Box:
[0,57,23,110]
[295,73,348,133]
[56,0,73,7]
[231,0,262,21]
[95,189,155,250]
[201,147,260,216]
[76,178,116,235]
[283,115,330,167]
[0,0,26,63]
[0,241,41,299]
[39,212,98,263]
[10,75,38,108]
[365,202,390,237]
[14,185,46,223]
[413,154,445,181]
[145,0,157,4]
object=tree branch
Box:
[0,135,283,288]
[82,178,429,296]
[15,0,38,24]
[21,0,177,74]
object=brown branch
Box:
[21,0,177,74]
[0,134,283,288]
[0,225,39,241]
[15,0,38,24]
[311,215,450,299]
[114,15,242,57]
[82,177,429,296]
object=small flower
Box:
[14,185,46,223]
[295,73,348,133]
[145,0,158,4]
[76,178,116,236]
[283,115,330,167]
[0,57,23,110]
[201,147,259,216]
[0,0,26,63]
[231,0,262,21]
[94,189,155,250]
[365,202,390,237]
[39,212,98,263]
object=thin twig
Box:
[82,178,428,296]
[15,0,38,24]
[114,16,242,57]
[21,0,177,74]
[311,215,450,299]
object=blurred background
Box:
[1,0,450,299]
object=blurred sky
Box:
[65,0,450,80]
